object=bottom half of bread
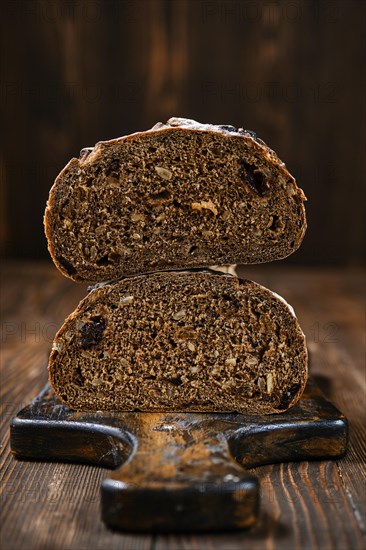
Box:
[48,271,308,414]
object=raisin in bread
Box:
[48,270,308,414]
[44,118,307,282]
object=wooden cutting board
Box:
[10,379,347,532]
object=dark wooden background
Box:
[1,0,365,265]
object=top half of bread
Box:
[45,118,307,282]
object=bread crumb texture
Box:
[49,271,308,414]
[44,118,307,282]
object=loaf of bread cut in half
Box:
[48,270,308,414]
[44,117,307,282]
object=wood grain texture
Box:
[9,379,347,532]
[1,0,365,264]
[1,262,365,549]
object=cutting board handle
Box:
[102,413,259,531]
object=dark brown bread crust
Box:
[48,271,308,414]
[44,118,307,282]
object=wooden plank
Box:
[1,262,365,550]
[156,463,362,550]
[1,458,151,550]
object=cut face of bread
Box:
[44,118,307,282]
[48,271,308,414]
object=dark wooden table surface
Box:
[1,262,365,550]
